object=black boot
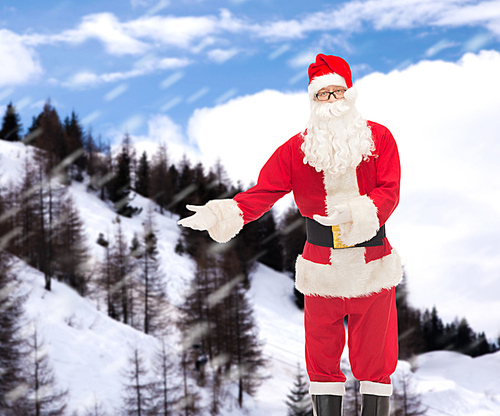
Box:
[311,394,343,416]
[360,394,390,416]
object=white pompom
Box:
[344,86,358,103]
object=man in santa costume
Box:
[179,54,402,416]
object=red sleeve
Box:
[369,126,401,227]
[233,140,293,224]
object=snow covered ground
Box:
[2,138,500,415]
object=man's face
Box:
[314,85,347,103]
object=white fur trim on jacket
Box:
[360,381,393,396]
[338,195,379,246]
[310,381,346,396]
[295,249,402,299]
[308,74,348,100]
[205,199,244,243]
[322,167,379,247]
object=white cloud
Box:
[463,33,491,52]
[130,0,151,7]
[21,9,245,57]
[63,57,191,88]
[0,29,43,87]
[131,114,198,164]
[184,51,500,339]
[207,48,239,63]
[252,0,500,40]
[24,13,150,56]
[287,51,317,69]
[124,9,245,50]
[159,71,184,89]
[354,50,500,338]
[187,90,309,187]
[104,83,129,102]
[121,114,145,134]
[425,39,457,57]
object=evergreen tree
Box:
[24,115,42,145]
[280,204,306,274]
[174,156,197,216]
[396,274,424,359]
[135,151,150,198]
[0,251,28,415]
[279,204,306,308]
[0,102,22,142]
[88,136,112,201]
[55,195,89,296]
[24,323,68,416]
[285,364,313,416]
[63,111,86,175]
[455,317,475,354]
[32,101,67,175]
[256,211,283,272]
[108,135,138,217]
[421,307,445,352]
[10,157,38,262]
[121,345,156,416]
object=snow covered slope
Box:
[2,139,500,415]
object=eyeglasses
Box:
[315,89,346,101]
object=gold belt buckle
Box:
[331,225,355,249]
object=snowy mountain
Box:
[2,138,500,416]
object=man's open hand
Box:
[313,203,352,226]
[177,204,218,231]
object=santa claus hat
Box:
[308,54,353,99]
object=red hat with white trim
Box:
[308,54,352,99]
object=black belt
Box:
[305,217,385,249]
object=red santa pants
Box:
[304,287,398,396]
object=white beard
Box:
[301,88,374,177]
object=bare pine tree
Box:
[150,338,180,416]
[149,144,171,215]
[219,250,266,408]
[82,393,108,416]
[112,217,135,325]
[391,369,427,416]
[120,345,156,416]
[135,212,167,335]
[178,352,201,416]
[24,322,68,416]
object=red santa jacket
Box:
[206,121,402,298]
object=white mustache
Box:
[314,99,352,119]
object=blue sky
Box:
[2,0,500,141]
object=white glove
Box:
[313,203,352,226]
[177,204,218,231]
